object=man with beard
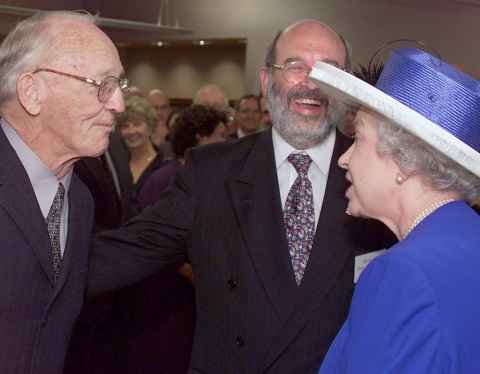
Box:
[90,19,392,374]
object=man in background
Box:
[0,10,125,374]
[193,83,229,110]
[232,94,262,138]
[148,88,171,147]
[194,83,236,136]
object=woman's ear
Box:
[17,73,43,116]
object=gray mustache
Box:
[287,88,329,106]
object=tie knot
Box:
[48,183,65,218]
[288,153,312,176]
[56,182,65,201]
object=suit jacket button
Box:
[227,279,238,290]
[235,336,245,347]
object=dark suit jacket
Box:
[0,129,94,374]
[75,130,136,231]
[91,129,393,374]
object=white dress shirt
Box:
[272,126,336,228]
[2,120,71,255]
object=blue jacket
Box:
[319,201,480,374]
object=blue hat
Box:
[309,47,480,178]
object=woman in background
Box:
[116,95,164,202]
[312,48,480,373]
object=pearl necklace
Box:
[402,199,455,239]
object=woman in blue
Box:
[311,48,480,373]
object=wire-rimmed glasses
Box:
[267,60,344,84]
[32,68,129,103]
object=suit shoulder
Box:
[188,131,265,166]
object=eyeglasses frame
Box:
[32,67,129,103]
[266,60,345,83]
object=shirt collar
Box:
[272,125,336,175]
[1,119,72,216]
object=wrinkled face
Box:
[118,118,152,150]
[197,122,227,146]
[37,21,125,158]
[338,110,398,220]
[235,97,261,134]
[261,21,347,149]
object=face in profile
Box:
[338,110,399,220]
[37,20,125,159]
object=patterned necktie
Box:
[46,183,65,283]
[284,154,315,285]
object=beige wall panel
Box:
[123,44,246,100]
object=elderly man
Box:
[193,83,229,109]
[193,83,236,136]
[91,19,391,373]
[0,10,125,374]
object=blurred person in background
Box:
[117,94,164,206]
[193,83,236,137]
[148,88,172,148]
[232,94,262,139]
[193,83,229,110]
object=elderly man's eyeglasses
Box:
[267,60,344,84]
[33,68,129,103]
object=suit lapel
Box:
[262,131,354,368]
[228,130,298,320]
[0,128,55,285]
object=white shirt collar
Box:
[272,125,336,176]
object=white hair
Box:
[0,10,95,107]
[376,117,480,203]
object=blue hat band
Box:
[376,49,480,153]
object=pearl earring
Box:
[396,175,404,185]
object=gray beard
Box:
[267,79,345,149]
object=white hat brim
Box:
[309,61,480,178]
